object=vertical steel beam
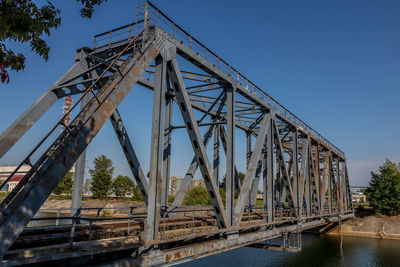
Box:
[226,86,235,227]
[145,56,166,243]
[250,161,262,206]
[213,124,220,186]
[246,132,252,207]
[320,152,330,214]
[71,93,91,215]
[167,58,227,228]
[307,140,320,215]
[292,130,299,216]
[314,142,321,211]
[161,95,173,208]
[328,153,333,214]
[263,118,274,222]
[336,157,341,212]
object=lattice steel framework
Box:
[0,1,353,264]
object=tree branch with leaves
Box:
[0,0,108,84]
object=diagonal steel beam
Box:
[307,138,320,215]
[233,112,271,226]
[0,39,158,256]
[0,60,86,160]
[109,109,149,204]
[219,126,242,193]
[167,57,228,228]
[272,119,297,217]
[213,125,220,185]
[171,95,226,208]
[298,138,309,215]
[320,151,331,214]
[250,160,262,206]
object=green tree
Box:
[89,154,114,198]
[132,184,144,202]
[53,171,73,195]
[0,0,107,83]
[112,175,134,197]
[365,159,400,216]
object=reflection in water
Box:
[178,235,400,267]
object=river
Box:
[178,234,400,267]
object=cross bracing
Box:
[0,1,353,265]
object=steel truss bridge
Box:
[0,1,353,266]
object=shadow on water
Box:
[178,234,400,267]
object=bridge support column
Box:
[145,56,167,243]
[264,117,274,222]
[71,92,91,216]
[161,94,173,208]
[292,129,299,217]
[226,86,235,227]
[213,124,220,186]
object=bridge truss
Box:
[0,1,353,266]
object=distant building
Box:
[0,165,31,184]
[169,176,184,196]
[0,165,75,192]
[190,179,205,189]
[6,175,24,192]
[352,192,367,203]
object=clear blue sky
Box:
[0,0,399,187]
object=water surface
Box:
[179,234,400,267]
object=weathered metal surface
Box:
[0,1,354,265]
[110,110,149,203]
[0,37,159,257]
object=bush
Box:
[365,159,400,216]
[184,186,210,205]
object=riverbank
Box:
[329,215,400,240]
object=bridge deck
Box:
[2,208,353,266]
